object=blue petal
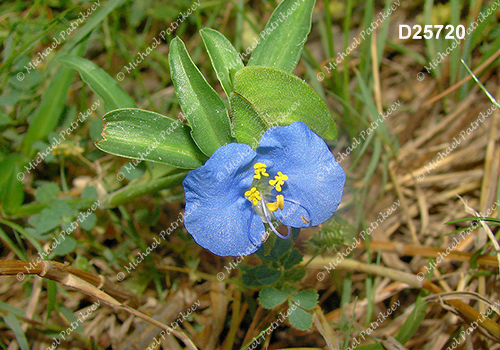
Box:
[257,121,345,228]
[182,143,265,256]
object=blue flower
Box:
[183,121,346,256]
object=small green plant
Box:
[61,0,345,331]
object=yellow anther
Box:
[266,195,284,212]
[253,162,269,179]
[245,187,261,205]
[269,172,288,192]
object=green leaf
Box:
[35,183,61,204]
[291,289,318,310]
[57,305,83,334]
[49,236,77,257]
[51,200,75,220]
[81,186,98,200]
[230,66,336,145]
[3,313,29,350]
[80,213,97,231]
[1,162,25,215]
[242,265,281,286]
[255,265,282,285]
[58,55,136,111]
[168,37,233,156]
[96,108,207,169]
[259,287,288,309]
[0,302,26,318]
[228,92,266,147]
[445,217,500,225]
[28,211,61,236]
[288,304,313,331]
[32,141,56,163]
[23,65,75,156]
[284,249,304,269]
[395,296,426,344]
[283,267,306,283]
[45,280,57,321]
[248,0,315,73]
[200,28,245,97]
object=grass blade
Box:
[58,55,136,110]
[3,313,29,350]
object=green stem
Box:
[101,171,188,208]
[10,172,188,217]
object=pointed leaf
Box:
[1,162,25,215]
[58,55,136,110]
[58,305,83,334]
[169,37,233,156]
[23,66,75,156]
[200,28,245,97]
[248,0,315,72]
[259,287,288,309]
[45,280,57,321]
[3,313,29,350]
[231,66,336,145]
[395,297,426,344]
[96,108,207,169]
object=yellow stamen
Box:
[269,172,288,192]
[266,195,284,212]
[245,187,261,205]
[253,162,269,179]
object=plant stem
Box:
[101,171,188,208]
